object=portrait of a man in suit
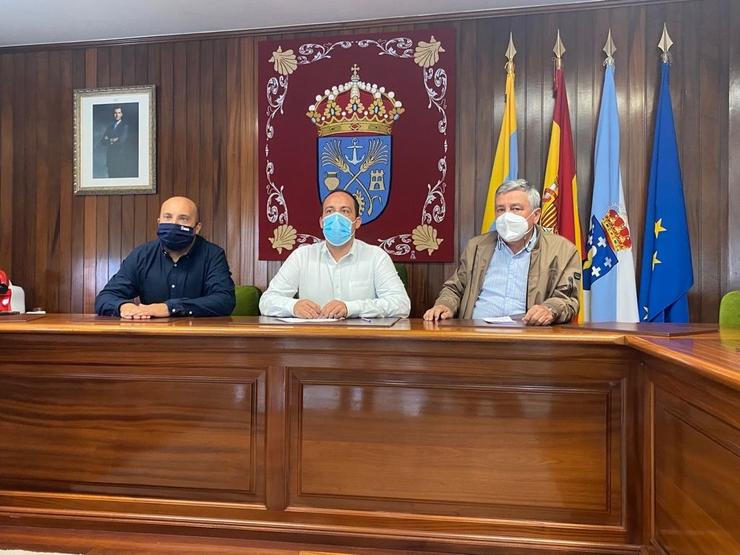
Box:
[93,102,139,179]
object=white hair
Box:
[495,179,541,209]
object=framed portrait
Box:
[73,85,156,195]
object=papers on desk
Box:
[483,315,524,326]
[277,317,339,323]
[258,316,401,327]
[483,316,515,324]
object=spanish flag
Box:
[480,69,518,233]
[541,63,585,321]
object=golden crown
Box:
[306,65,405,137]
[601,209,633,252]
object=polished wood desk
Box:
[0,316,737,554]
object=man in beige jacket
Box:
[424,179,581,326]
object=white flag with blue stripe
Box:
[583,62,638,322]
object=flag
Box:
[638,61,693,322]
[541,64,585,321]
[583,63,639,322]
[481,69,518,233]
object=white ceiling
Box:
[0,0,602,48]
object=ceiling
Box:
[0,0,602,48]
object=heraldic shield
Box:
[318,135,391,223]
[307,64,404,224]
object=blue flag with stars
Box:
[638,62,693,322]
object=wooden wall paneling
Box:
[456,21,478,257]
[622,4,647,281]
[473,18,495,236]
[158,43,174,208]
[70,50,86,314]
[730,0,740,292]
[33,50,49,311]
[82,48,98,314]
[0,55,13,276]
[172,42,188,199]
[198,40,214,244]
[186,41,200,208]
[226,38,243,286]
[57,50,74,314]
[211,39,228,259]
[120,45,139,260]
[240,37,259,287]
[697,2,723,322]
[144,44,161,243]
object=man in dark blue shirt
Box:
[95,196,235,318]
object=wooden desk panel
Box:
[291,367,622,522]
[0,316,736,553]
[644,356,740,554]
[0,333,267,504]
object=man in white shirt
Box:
[259,190,410,319]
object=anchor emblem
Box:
[344,138,365,166]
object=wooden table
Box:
[0,316,737,554]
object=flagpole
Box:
[480,33,518,233]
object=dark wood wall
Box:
[0,0,736,320]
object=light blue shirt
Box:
[471,230,538,319]
[259,239,410,318]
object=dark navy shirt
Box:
[95,236,236,317]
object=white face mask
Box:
[495,211,531,243]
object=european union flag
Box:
[638,62,693,322]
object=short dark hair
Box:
[324,190,360,218]
[113,106,123,113]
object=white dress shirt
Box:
[259,239,410,318]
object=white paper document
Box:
[277,317,339,323]
[483,316,517,324]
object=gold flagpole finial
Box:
[505,32,517,74]
[658,23,673,63]
[603,29,616,65]
[553,30,565,70]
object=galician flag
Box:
[481,34,518,233]
[583,38,639,323]
[638,45,693,322]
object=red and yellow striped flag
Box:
[541,66,585,321]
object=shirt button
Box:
[188,311,193,315]
[171,284,175,288]
[173,264,177,267]
[171,308,176,313]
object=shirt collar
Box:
[321,238,357,263]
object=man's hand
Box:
[120,303,149,319]
[293,299,322,319]
[522,304,555,326]
[119,302,170,319]
[423,304,453,321]
[320,300,348,319]
[143,303,171,318]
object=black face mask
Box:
[157,223,196,251]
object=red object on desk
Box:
[0,270,12,312]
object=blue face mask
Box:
[322,212,355,247]
[157,223,196,251]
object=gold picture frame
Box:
[73,85,156,195]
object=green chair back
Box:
[232,285,262,316]
[719,290,740,328]
[394,263,409,291]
